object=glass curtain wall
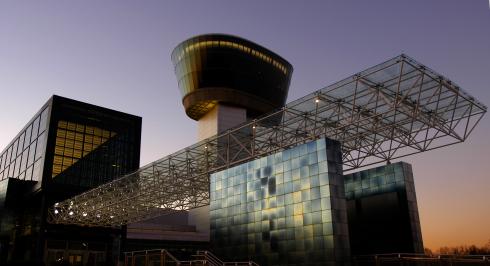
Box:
[0,106,50,182]
[344,162,423,254]
[210,138,350,266]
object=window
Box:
[35,132,46,160]
[24,124,32,146]
[27,142,36,167]
[31,116,40,141]
[51,120,116,178]
[32,159,42,181]
[18,132,25,157]
[38,107,49,134]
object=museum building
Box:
[1,34,486,266]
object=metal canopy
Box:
[48,54,487,227]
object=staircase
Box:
[123,249,259,266]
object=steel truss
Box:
[48,54,486,227]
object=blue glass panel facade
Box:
[344,162,423,255]
[210,138,350,266]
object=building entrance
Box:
[46,248,106,266]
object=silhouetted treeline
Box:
[425,239,490,255]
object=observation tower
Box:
[171,34,293,140]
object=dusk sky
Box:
[1,0,489,250]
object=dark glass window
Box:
[20,151,28,174]
[27,143,36,168]
[25,165,33,180]
[6,146,12,165]
[32,159,42,181]
[39,107,49,134]
[31,116,40,141]
[18,132,26,156]
[14,157,21,178]
[8,163,14,178]
[0,153,4,172]
[12,139,19,160]
[35,132,46,160]
[25,124,33,146]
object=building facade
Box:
[344,162,424,255]
[0,95,141,265]
[210,138,350,265]
[170,34,424,265]
[209,140,424,265]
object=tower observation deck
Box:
[172,34,293,140]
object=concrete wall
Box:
[197,104,247,141]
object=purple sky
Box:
[1,0,489,250]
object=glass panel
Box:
[38,107,49,134]
[14,157,21,178]
[0,153,5,172]
[31,116,40,141]
[24,124,33,147]
[20,151,28,174]
[18,132,25,156]
[8,163,14,178]
[32,159,42,181]
[35,132,46,160]
[25,165,33,180]
[51,120,117,180]
[5,146,12,165]
[67,122,76,131]
[27,142,36,167]
[209,139,348,265]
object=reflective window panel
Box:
[210,138,350,266]
[0,106,50,182]
[344,162,423,255]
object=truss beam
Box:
[48,54,487,227]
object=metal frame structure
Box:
[48,54,486,227]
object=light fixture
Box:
[69,211,74,216]
[82,212,87,217]
[54,209,59,214]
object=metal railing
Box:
[352,253,490,265]
[197,250,259,266]
[123,249,259,266]
[124,249,180,266]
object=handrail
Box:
[354,253,490,259]
[198,250,223,266]
[197,250,259,266]
[352,253,490,264]
[124,249,180,266]
[124,249,260,266]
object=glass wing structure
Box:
[48,54,487,227]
